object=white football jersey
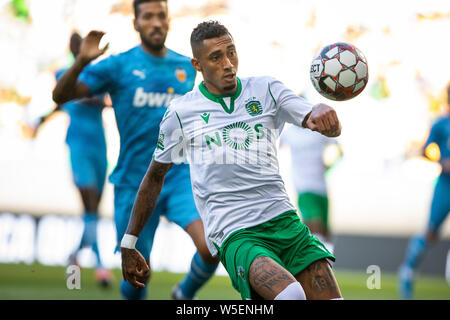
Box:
[154,76,313,255]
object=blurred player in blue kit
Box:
[52,0,219,300]
[399,83,450,299]
[35,31,111,286]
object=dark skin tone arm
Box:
[302,103,341,138]
[52,31,108,105]
[121,160,173,288]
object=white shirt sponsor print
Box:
[132,87,181,108]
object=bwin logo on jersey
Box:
[133,87,181,108]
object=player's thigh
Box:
[249,256,298,300]
[185,219,219,264]
[295,259,342,300]
[69,147,96,189]
[92,150,107,196]
[219,234,291,300]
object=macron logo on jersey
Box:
[133,87,182,108]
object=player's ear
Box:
[191,58,202,72]
[133,18,138,32]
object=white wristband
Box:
[120,234,138,249]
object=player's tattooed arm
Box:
[121,160,172,288]
[125,160,173,236]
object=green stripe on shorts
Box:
[217,210,335,300]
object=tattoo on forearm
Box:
[127,161,172,235]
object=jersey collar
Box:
[199,78,242,114]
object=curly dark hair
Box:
[190,20,231,57]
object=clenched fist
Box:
[304,103,341,137]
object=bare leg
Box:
[295,259,342,299]
[78,187,101,213]
[248,256,297,300]
[185,218,220,264]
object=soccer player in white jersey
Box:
[120,21,343,300]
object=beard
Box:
[140,32,167,53]
[223,83,236,91]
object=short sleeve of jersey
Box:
[269,78,313,127]
[152,108,186,164]
[79,55,118,95]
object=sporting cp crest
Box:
[237,266,246,281]
[245,100,262,116]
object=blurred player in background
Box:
[121,20,343,300]
[280,119,341,254]
[52,0,219,300]
[399,83,450,300]
[34,32,111,287]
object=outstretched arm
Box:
[120,160,173,288]
[302,103,341,137]
[52,31,109,104]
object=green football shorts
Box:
[216,210,335,300]
[298,192,329,228]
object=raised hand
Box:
[78,30,109,64]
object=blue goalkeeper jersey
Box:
[79,45,196,188]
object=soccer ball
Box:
[310,42,368,101]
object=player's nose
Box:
[222,56,233,70]
[150,17,163,29]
